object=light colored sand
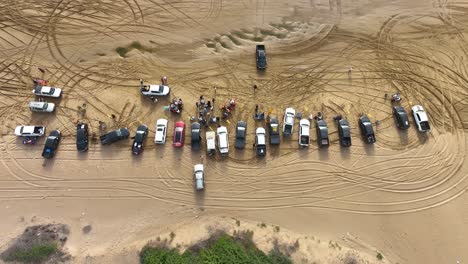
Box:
[1,0,468,263]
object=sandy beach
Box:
[1,0,468,263]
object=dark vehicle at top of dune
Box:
[256,45,267,70]
[359,115,376,144]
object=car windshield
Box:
[47,87,55,94]
[319,128,328,138]
[271,124,278,133]
[175,131,182,141]
[77,130,85,141]
[158,85,164,92]
[135,132,144,142]
[237,128,245,138]
[41,103,48,109]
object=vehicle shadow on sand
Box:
[318,147,329,161]
[340,146,351,160]
[363,142,375,156]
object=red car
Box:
[173,121,185,147]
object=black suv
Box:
[132,125,148,155]
[359,115,376,144]
[191,123,202,151]
[337,119,352,147]
[42,130,61,158]
[316,119,330,148]
[393,106,410,129]
[76,123,89,152]
[100,128,130,145]
[235,121,247,149]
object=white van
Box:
[29,101,55,112]
[217,126,229,155]
[206,131,216,156]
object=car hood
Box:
[14,126,23,136]
[46,103,56,112]
[52,88,62,97]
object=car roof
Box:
[257,134,266,145]
[42,86,52,93]
[29,101,46,107]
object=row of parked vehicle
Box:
[14,103,430,158]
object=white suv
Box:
[141,84,170,96]
[29,101,55,112]
[217,126,229,155]
[283,107,296,136]
[154,119,168,144]
[411,105,431,132]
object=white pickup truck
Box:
[15,126,46,137]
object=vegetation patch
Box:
[377,252,383,260]
[115,41,158,57]
[140,230,293,264]
[1,224,70,263]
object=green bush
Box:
[3,242,57,263]
[377,252,383,260]
[116,47,129,57]
[140,233,293,264]
[140,247,192,264]
[268,249,293,264]
[129,41,143,50]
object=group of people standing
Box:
[196,95,217,126]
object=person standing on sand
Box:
[348,67,353,75]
